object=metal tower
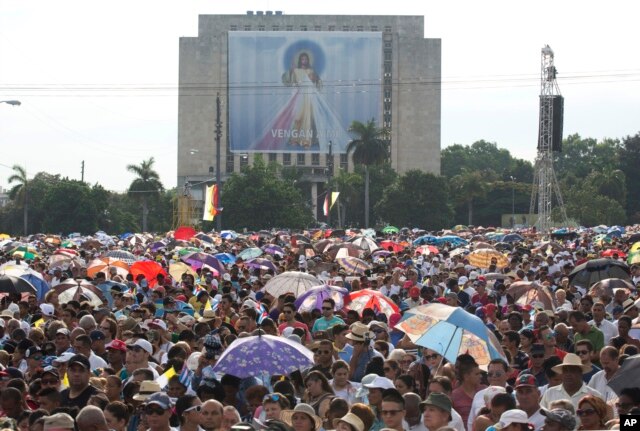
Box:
[529,45,568,232]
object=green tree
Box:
[7,165,29,235]
[40,179,99,233]
[376,170,453,229]
[126,157,164,232]
[347,119,390,228]
[328,170,363,228]
[619,132,640,222]
[564,184,626,226]
[586,169,626,207]
[220,158,313,230]
[451,170,491,225]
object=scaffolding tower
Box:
[529,45,568,231]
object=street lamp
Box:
[0,100,21,106]
[509,176,516,228]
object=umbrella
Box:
[601,249,627,259]
[347,236,380,253]
[467,248,509,269]
[380,241,406,253]
[372,250,393,259]
[214,253,236,265]
[8,245,38,260]
[327,244,363,259]
[348,289,399,319]
[471,241,494,250]
[97,280,128,308]
[237,247,263,261]
[588,278,635,298]
[48,253,83,270]
[502,233,524,243]
[55,279,106,306]
[608,353,640,395]
[294,284,349,313]
[263,271,320,298]
[631,242,640,253]
[195,233,216,244]
[220,230,238,240]
[415,245,439,255]
[1,264,51,301]
[169,262,198,281]
[627,233,640,244]
[569,258,630,288]
[328,229,346,238]
[129,261,167,288]
[336,257,371,275]
[245,258,278,273]
[395,303,506,366]
[314,239,335,253]
[212,334,314,378]
[0,274,37,295]
[629,251,640,265]
[181,252,226,275]
[452,225,468,232]
[44,235,62,246]
[86,257,130,278]
[413,235,437,246]
[174,226,197,241]
[149,240,168,252]
[382,226,399,234]
[262,245,285,256]
[506,281,554,310]
[105,250,138,265]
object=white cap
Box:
[127,338,153,354]
[40,303,55,317]
[458,276,469,285]
[222,273,231,281]
[282,327,295,337]
[363,376,395,390]
[8,303,19,314]
[497,409,529,429]
[148,319,167,331]
[53,352,75,364]
[469,271,478,280]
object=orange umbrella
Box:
[87,257,130,278]
[130,261,167,288]
[380,240,406,253]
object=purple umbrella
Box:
[149,240,168,252]
[244,258,277,272]
[212,334,314,378]
[181,252,226,275]
[294,284,349,313]
[262,244,285,256]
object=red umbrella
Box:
[130,261,167,288]
[601,249,627,259]
[380,240,405,253]
[415,245,439,255]
[348,289,399,319]
[174,226,197,241]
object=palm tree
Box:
[7,165,28,235]
[126,158,163,232]
[347,119,390,228]
[451,170,490,225]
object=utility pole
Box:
[327,141,333,226]
[81,160,85,182]
[215,93,222,232]
[529,45,567,231]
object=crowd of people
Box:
[0,226,639,431]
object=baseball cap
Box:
[409,286,420,298]
[106,339,127,352]
[68,354,91,370]
[540,408,576,430]
[39,303,55,317]
[24,346,42,359]
[90,330,106,341]
[127,339,153,354]
[148,319,167,331]
[496,410,530,429]
[363,376,395,390]
[56,328,70,337]
[515,374,537,388]
[53,352,75,365]
[458,276,468,285]
[145,392,172,409]
[42,366,60,379]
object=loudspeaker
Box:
[552,95,564,152]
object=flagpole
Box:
[215,93,222,231]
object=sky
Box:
[0,0,639,192]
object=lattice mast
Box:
[529,45,568,231]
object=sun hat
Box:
[540,408,576,430]
[345,322,373,342]
[198,309,217,323]
[280,403,322,431]
[419,392,452,416]
[355,373,378,399]
[43,413,75,431]
[551,353,591,373]
[133,381,163,401]
[496,409,530,429]
[337,413,364,431]
[363,376,395,390]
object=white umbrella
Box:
[263,271,320,298]
[347,236,380,253]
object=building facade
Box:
[177,12,441,220]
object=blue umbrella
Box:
[502,233,524,243]
[413,235,437,246]
[213,334,314,378]
[395,303,506,366]
[214,253,236,265]
[97,281,128,308]
[238,247,263,261]
[220,230,238,240]
[21,273,50,302]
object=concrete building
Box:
[177,12,441,220]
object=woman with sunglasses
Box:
[105,401,132,431]
[262,392,291,421]
[176,394,204,431]
[576,395,608,430]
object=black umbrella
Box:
[0,274,38,295]
[608,353,640,395]
[627,233,640,244]
[568,258,630,289]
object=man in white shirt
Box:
[467,359,510,430]
[73,334,108,370]
[589,302,618,344]
[587,346,619,402]
[514,374,545,431]
[540,353,604,410]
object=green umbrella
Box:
[382,226,399,234]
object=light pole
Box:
[510,176,516,228]
[215,94,222,231]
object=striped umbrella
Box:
[86,257,130,278]
[348,289,399,319]
[264,271,320,298]
[105,250,138,265]
[466,248,509,269]
[294,284,349,313]
[335,257,371,275]
[395,303,506,366]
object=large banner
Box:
[228,32,382,154]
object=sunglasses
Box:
[531,354,545,359]
[314,350,331,355]
[184,405,202,413]
[372,329,385,334]
[321,307,333,311]
[424,354,439,360]
[380,410,403,416]
[487,371,504,377]
[263,394,282,402]
[42,378,59,385]
[145,406,167,416]
[576,350,589,355]
[576,408,596,417]
[30,355,43,361]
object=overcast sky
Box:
[0,0,638,192]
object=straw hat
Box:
[551,353,591,373]
[133,381,162,401]
[199,309,217,323]
[345,322,373,342]
[337,413,364,431]
[280,403,322,431]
